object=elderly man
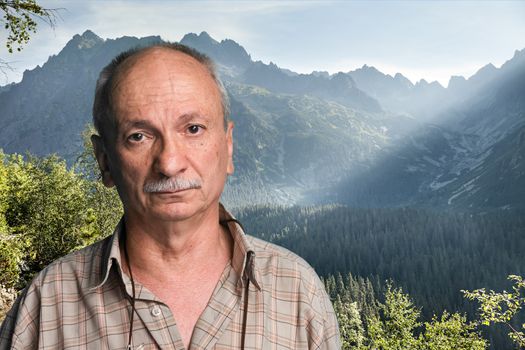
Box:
[0,43,340,349]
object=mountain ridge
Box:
[0,30,523,210]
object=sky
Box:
[1,0,525,87]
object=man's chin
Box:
[148,202,206,223]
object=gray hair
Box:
[92,42,230,142]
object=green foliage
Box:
[0,151,25,288]
[328,276,487,350]
[324,272,380,349]
[2,153,93,284]
[365,286,487,349]
[421,311,487,350]
[27,156,92,268]
[463,275,525,348]
[367,285,422,350]
[0,150,10,233]
[324,272,381,325]
[0,0,54,53]
[75,124,101,180]
[75,124,123,242]
[334,297,366,349]
[0,129,122,288]
[0,232,21,288]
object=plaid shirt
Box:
[0,206,340,349]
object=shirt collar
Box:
[219,204,261,291]
[90,204,261,291]
[89,217,126,290]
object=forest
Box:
[235,205,525,318]
[0,145,523,349]
[235,205,525,348]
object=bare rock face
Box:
[0,285,17,322]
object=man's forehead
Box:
[108,47,223,123]
[112,48,211,90]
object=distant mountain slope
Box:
[425,122,525,210]
[421,49,525,209]
[241,62,383,113]
[223,82,406,206]
[332,123,463,207]
[347,65,446,118]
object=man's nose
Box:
[153,137,188,177]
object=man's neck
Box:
[121,204,233,278]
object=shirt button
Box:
[151,306,162,317]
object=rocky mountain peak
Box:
[358,64,381,74]
[477,63,497,74]
[500,48,525,71]
[80,29,102,41]
[512,48,525,60]
[65,29,103,51]
[180,31,251,69]
[394,73,413,87]
[331,72,356,88]
[181,31,219,46]
[448,75,467,90]
[416,78,429,86]
[467,63,498,86]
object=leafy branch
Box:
[0,0,59,53]
[463,275,525,348]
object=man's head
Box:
[93,42,230,143]
[91,44,234,223]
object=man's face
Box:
[95,48,234,223]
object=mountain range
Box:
[0,30,523,211]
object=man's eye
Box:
[187,125,204,135]
[128,133,144,142]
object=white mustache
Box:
[143,177,202,193]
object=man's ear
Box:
[226,121,234,175]
[91,134,115,188]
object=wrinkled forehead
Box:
[110,48,221,106]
